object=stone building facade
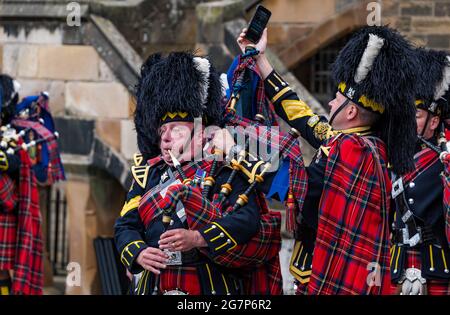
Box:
[1,0,448,295]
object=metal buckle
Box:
[164,249,182,265]
[163,289,188,295]
[399,268,427,295]
[401,210,413,223]
[392,177,404,199]
[401,227,422,247]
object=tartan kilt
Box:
[390,248,450,295]
[0,173,18,271]
[131,266,202,295]
[0,173,18,213]
[0,212,17,270]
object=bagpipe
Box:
[1,91,65,184]
[155,47,309,230]
[419,122,450,165]
[0,123,58,155]
[151,48,310,269]
[154,47,286,220]
[204,47,308,232]
[438,123,450,162]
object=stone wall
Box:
[382,0,450,50]
[0,25,139,160]
[263,0,335,54]
[89,0,213,58]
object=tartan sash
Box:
[137,158,282,276]
[145,182,282,295]
[230,54,277,126]
[402,147,439,186]
[307,134,392,295]
[138,159,213,227]
[12,119,65,185]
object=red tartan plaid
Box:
[308,134,392,295]
[12,119,65,185]
[159,184,283,295]
[159,266,201,295]
[145,183,282,266]
[207,195,282,268]
[11,148,43,295]
[244,255,283,295]
[443,156,450,245]
[138,160,213,227]
[390,249,450,295]
[0,212,17,270]
[133,267,201,295]
[402,148,438,185]
[0,170,18,271]
[227,52,309,232]
[231,55,277,126]
[0,173,17,213]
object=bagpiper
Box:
[0,74,43,295]
[390,48,450,295]
[114,52,283,295]
[13,91,65,185]
[235,26,419,294]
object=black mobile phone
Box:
[244,5,272,44]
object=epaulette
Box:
[131,165,150,189]
[319,145,330,157]
[0,151,9,171]
[133,153,144,166]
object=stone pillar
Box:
[65,176,97,295]
[64,171,126,295]
[38,186,54,289]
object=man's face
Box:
[416,108,440,139]
[159,121,193,165]
[158,121,203,166]
[328,91,350,129]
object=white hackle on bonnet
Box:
[193,57,210,108]
[434,55,450,101]
[354,34,385,84]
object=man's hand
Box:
[136,247,169,275]
[237,28,268,56]
[159,229,207,252]
[237,27,273,80]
